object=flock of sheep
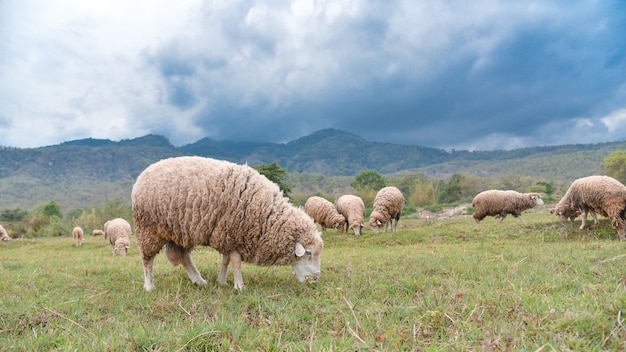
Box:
[69,218,133,256]
[471,175,626,241]
[1,155,624,292]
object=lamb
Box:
[92,229,105,237]
[105,218,132,256]
[472,190,544,225]
[303,196,346,233]
[336,194,365,235]
[0,224,11,245]
[131,156,324,291]
[369,186,405,233]
[72,226,84,247]
[550,175,626,239]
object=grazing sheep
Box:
[0,224,11,245]
[336,195,365,235]
[472,190,544,226]
[550,186,586,223]
[105,218,132,256]
[369,186,405,233]
[304,196,346,233]
[551,175,626,239]
[92,229,105,237]
[72,226,84,247]
[132,156,324,291]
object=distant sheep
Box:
[472,190,544,225]
[72,226,84,247]
[92,229,105,237]
[551,175,626,239]
[105,218,132,256]
[0,224,10,245]
[304,196,346,233]
[336,195,365,235]
[369,186,405,233]
[132,156,324,291]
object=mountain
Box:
[1,128,624,211]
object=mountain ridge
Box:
[1,128,624,210]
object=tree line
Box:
[2,151,624,238]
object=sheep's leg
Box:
[142,255,156,292]
[590,211,599,226]
[180,250,208,287]
[217,253,230,285]
[498,214,507,224]
[229,251,245,291]
[579,209,588,229]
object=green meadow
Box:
[1,210,625,351]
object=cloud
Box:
[0,0,624,150]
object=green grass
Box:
[2,211,626,351]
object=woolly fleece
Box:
[336,194,365,235]
[132,156,323,291]
[304,196,345,233]
[369,186,404,233]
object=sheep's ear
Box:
[376,220,382,226]
[295,242,306,257]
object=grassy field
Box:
[1,210,626,351]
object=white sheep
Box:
[0,224,11,245]
[472,190,544,226]
[92,229,105,237]
[303,196,346,233]
[551,175,626,239]
[131,156,324,291]
[72,226,84,247]
[336,194,365,235]
[105,218,132,256]
[369,186,405,233]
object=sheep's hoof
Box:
[193,278,208,287]
[144,284,155,292]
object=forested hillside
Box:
[0,128,624,211]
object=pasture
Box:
[1,210,625,351]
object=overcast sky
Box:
[1,1,625,151]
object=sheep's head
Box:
[369,211,384,233]
[114,239,130,256]
[291,232,323,284]
[529,193,544,206]
[332,214,346,229]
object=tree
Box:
[602,150,626,184]
[43,201,63,219]
[253,162,292,197]
[0,208,28,222]
[351,170,386,207]
[351,170,386,192]
[438,173,464,204]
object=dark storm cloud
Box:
[1,0,625,149]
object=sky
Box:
[1,0,625,151]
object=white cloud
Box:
[601,109,626,133]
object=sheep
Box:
[131,156,324,292]
[105,218,132,256]
[472,190,544,225]
[72,226,84,247]
[369,186,405,233]
[0,224,11,245]
[303,196,346,233]
[550,175,626,239]
[336,194,365,235]
[92,229,105,237]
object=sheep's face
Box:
[291,235,323,284]
[115,242,130,256]
[530,194,544,206]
